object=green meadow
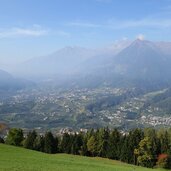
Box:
[0,144,166,171]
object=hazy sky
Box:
[0,0,171,67]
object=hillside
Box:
[0,144,165,171]
[0,69,34,94]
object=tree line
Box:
[1,127,171,169]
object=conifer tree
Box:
[33,135,45,152]
[60,133,72,153]
[23,130,37,150]
[107,129,120,159]
[44,131,57,154]
[97,128,110,157]
[87,135,97,156]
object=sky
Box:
[0,0,171,67]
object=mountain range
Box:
[12,40,131,79]
[1,39,171,89]
[74,39,171,89]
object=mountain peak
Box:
[135,38,144,42]
[132,38,148,45]
[129,39,158,51]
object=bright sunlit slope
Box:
[0,144,165,171]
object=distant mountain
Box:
[0,69,16,90]
[156,41,171,55]
[0,69,13,82]
[110,39,170,78]
[73,39,171,89]
[15,47,99,79]
[13,39,171,89]
[14,40,131,80]
[0,69,34,92]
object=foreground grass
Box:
[0,144,165,171]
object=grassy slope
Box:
[0,144,165,171]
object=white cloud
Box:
[0,25,48,38]
[67,17,171,30]
[115,18,171,29]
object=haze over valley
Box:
[1,38,171,133]
[1,0,171,134]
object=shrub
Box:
[156,154,171,169]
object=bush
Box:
[156,154,171,169]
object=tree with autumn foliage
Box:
[156,154,171,169]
